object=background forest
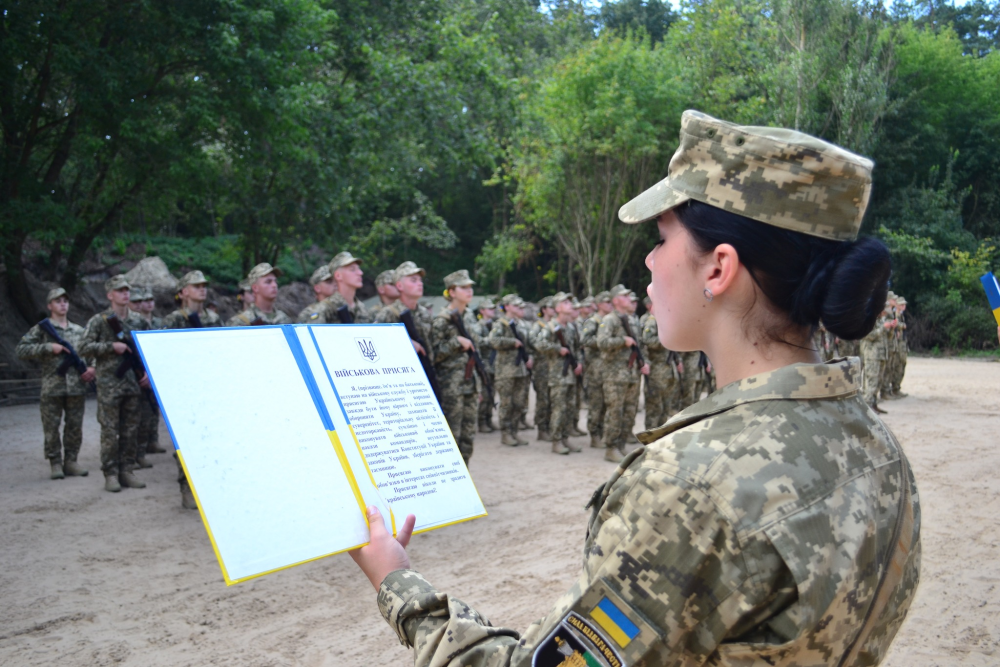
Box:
[2,0,999,349]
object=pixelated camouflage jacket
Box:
[16,320,93,396]
[531,320,580,387]
[430,307,478,396]
[377,358,921,667]
[161,307,223,329]
[488,315,529,380]
[598,311,643,383]
[860,315,889,361]
[467,313,495,371]
[79,309,144,398]
[527,319,551,375]
[299,291,372,324]
[226,304,292,327]
[377,300,434,361]
[638,313,670,365]
[580,313,605,378]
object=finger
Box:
[396,514,417,548]
[366,505,390,539]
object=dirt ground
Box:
[0,356,997,666]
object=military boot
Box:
[49,460,65,480]
[536,429,552,442]
[501,431,520,447]
[604,446,622,463]
[135,456,153,469]
[478,422,490,433]
[590,434,603,449]
[570,424,587,437]
[518,417,533,430]
[104,474,122,492]
[63,459,89,477]
[566,439,583,453]
[180,482,198,510]
[552,439,570,455]
[515,432,530,446]
[119,470,147,489]
[147,442,167,454]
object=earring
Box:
[703,288,714,302]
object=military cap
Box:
[329,251,362,273]
[247,262,282,284]
[375,270,396,287]
[618,110,874,241]
[478,297,496,310]
[443,269,475,288]
[643,295,652,306]
[129,287,148,302]
[105,275,130,292]
[580,295,595,308]
[551,292,572,306]
[178,270,209,290]
[500,293,524,308]
[572,296,582,308]
[896,296,907,306]
[309,264,332,286]
[46,287,67,303]
[537,296,553,309]
[886,291,898,301]
[595,290,612,304]
[608,284,630,298]
[238,278,252,292]
[628,290,638,301]
[393,260,425,282]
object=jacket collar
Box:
[637,357,861,445]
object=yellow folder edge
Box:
[993,306,1000,326]
[327,430,370,530]
[347,425,396,537]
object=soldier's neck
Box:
[185,300,204,315]
[451,301,467,314]
[400,294,420,310]
[49,313,69,327]
[111,304,129,319]
[338,285,356,304]
[256,296,276,314]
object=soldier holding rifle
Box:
[311,251,373,324]
[534,292,583,455]
[471,297,497,432]
[640,296,681,429]
[581,291,612,448]
[16,288,96,480]
[488,294,533,447]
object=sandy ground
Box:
[0,356,998,666]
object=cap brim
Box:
[618,177,691,225]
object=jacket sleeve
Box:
[431,316,465,362]
[532,326,560,356]
[15,325,51,360]
[596,315,626,351]
[376,458,750,667]
[488,321,518,350]
[640,317,662,351]
[79,316,115,359]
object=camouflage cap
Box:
[309,264,332,286]
[375,270,396,287]
[178,270,209,289]
[551,292,572,306]
[394,261,425,282]
[247,262,282,284]
[897,296,907,306]
[129,286,148,302]
[618,110,874,241]
[105,275,130,292]
[628,290,638,301]
[329,251,362,273]
[886,290,898,301]
[538,296,553,309]
[500,293,524,308]
[571,296,582,308]
[443,269,475,288]
[608,284,630,298]
[643,295,652,306]
[580,295,595,308]
[478,297,496,310]
[46,287,67,303]
[238,278,252,292]
[595,291,612,304]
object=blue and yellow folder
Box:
[982,272,1000,326]
[134,323,486,584]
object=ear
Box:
[703,243,741,298]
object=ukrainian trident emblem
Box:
[355,338,379,363]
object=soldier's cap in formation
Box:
[46,287,67,303]
[572,296,582,308]
[443,269,475,288]
[580,295,595,308]
[178,270,209,290]
[238,278,252,292]
[500,293,525,308]
[309,264,332,286]
[608,284,630,298]
[329,251,362,273]
[886,290,898,301]
[375,270,396,287]
[595,290,612,303]
[537,296,553,309]
[618,110,874,241]
[643,295,652,306]
[478,297,496,310]
[105,275,130,292]
[897,296,907,305]
[393,260,425,282]
[129,286,148,302]
[247,262,282,284]
[551,292,572,306]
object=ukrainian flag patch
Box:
[589,597,640,647]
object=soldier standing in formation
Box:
[532,292,583,454]
[79,276,150,493]
[470,297,497,432]
[640,297,680,429]
[377,261,434,356]
[296,264,336,323]
[237,278,254,312]
[369,269,399,320]
[227,263,291,326]
[861,297,897,413]
[887,295,909,398]
[528,297,553,441]
[126,287,159,470]
[312,251,372,324]
[430,270,479,465]
[16,288,96,480]
[581,291,611,448]
[597,284,650,462]
[489,294,532,446]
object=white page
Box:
[307,324,487,532]
[135,326,371,584]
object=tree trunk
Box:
[2,231,40,322]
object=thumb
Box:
[366,505,389,538]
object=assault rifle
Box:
[106,313,157,412]
[186,310,203,328]
[553,325,583,389]
[399,308,443,406]
[508,320,532,377]
[618,314,645,369]
[449,310,495,406]
[38,318,94,390]
[336,305,354,324]
[667,350,681,380]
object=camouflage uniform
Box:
[889,308,908,396]
[528,311,552,439]
[80,308,144,477]
[226,304,291,326]
[431,306,478,465]
[377,359,920,667]
[16,318,91,465]
[376,300,434,360]
[580,310,606,444]
[369,269,399,321]
[861,314,888,408]
[534,319,581,444]
[639,311,679,430]
[299,291,373,324]
[467,306,496,431]
[488,312,530,443]
[677,350,703,410]
[597,311,641,451]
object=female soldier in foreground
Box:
[350,111,921,666]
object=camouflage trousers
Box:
[644,369,679,430]
[585,367,607,438]
[478,369,495,428]
[678,351,702,410]
[441,388,477,465]
[548,382,577,440]
[516,375,530,425]
[603,381,639,448]
[532,370,551,433]
[137,391,159,455]
[862,355,885,407]
[39,394,86,462]
[891,346,908,394]
[496,376,530,436]
[96,394,140,476]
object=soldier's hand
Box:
[526,357,534,370]
[411,339,426,356]
[350,506,416,591]
[457,335,473,351]
[624,336,636,347]
[641,363,651,376]
[139,375,151,389]
[559,346,569,356]
[50,343,67,355]
[677,362,684,374]
[513,339,523,348]
[574,363,582,376]
[81,367,96,383]
[112,342,128,355]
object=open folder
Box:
[134,323,486,585]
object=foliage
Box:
[475,224,536,293]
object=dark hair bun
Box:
[814,237,891,340]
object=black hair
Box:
[674,200,891,342]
